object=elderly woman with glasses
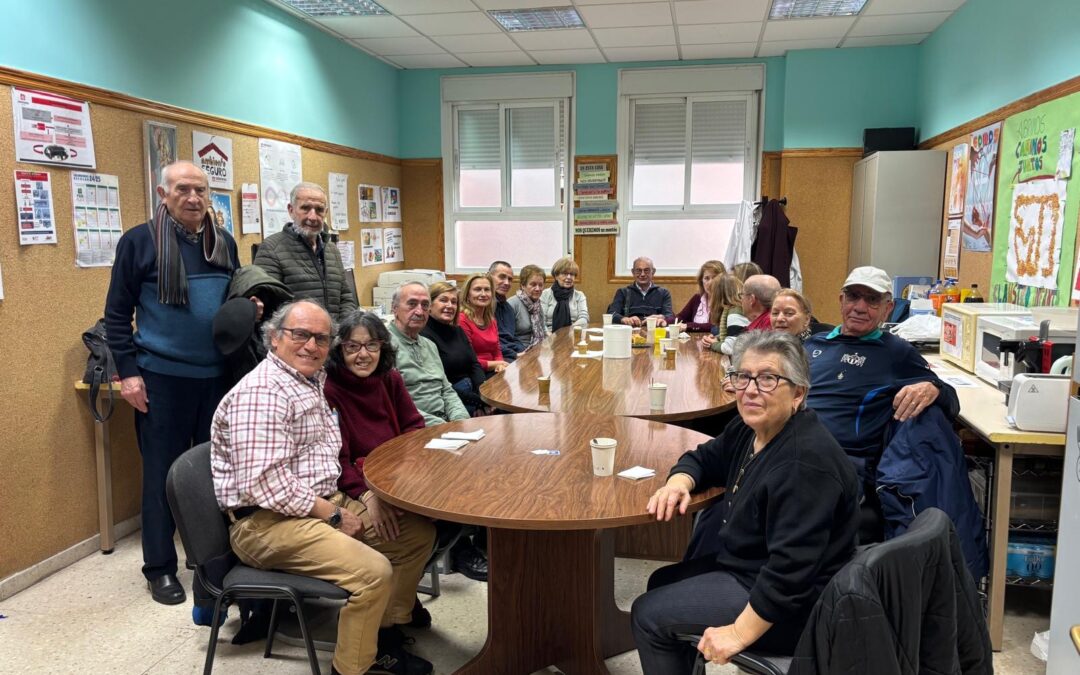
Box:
[541,256,590,333]
[631,331,859,672]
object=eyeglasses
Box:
[557,271,577,278]
[730,371,795,392]
[341,340,382,355]
[279,327,332,348]
[842,288,886,307]
[632,268,653,275]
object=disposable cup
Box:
[590,437,618,476]
[649,383,668,409]
[577,340,588,354]
[665,347,677,364]
[668,324,682,340]
[602,313,613,325]
[537,376,550,394]
[645,317,658,344]
[659,338,673,353]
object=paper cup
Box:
[602,313,613,325]
[645,317,658,344]
[659,338,673,353]
[590,437,618,476]
[537,376,550,394]
[577,340,588,354]
[667,324,682,340]
[649,383,668,409]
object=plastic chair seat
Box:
[223,566,350,600]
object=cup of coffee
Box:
[649,382,668,409]
[590,437,618,476]
[645,317,658,344]
[665,346,677,364]
[602,313,613,325]
[667,324,682,340]
[659,338,673,353]
[577,340,588,354]
[537,375,550,394]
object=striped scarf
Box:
[150,201,233,305]
[516,289,547,347]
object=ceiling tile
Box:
[674,0,770,25]
[512,29,598,50]
[455,50,537,66]
[864,0,965,15]
[593,26,676,47]
[473,0,561,8]
[756,38,839,56]
[433,33,518,52]
[842,33,928,48]
[376,0,476,13]
[604,45,680,61]
[577,2,672,28]
[680,43,758,59]
[848,12,952,37]
[404,11,502,35]
[352,36,444,55]
[314,15,419,38]
[529,48,607,64]
[390,53,469,68]
[762,17,855,41]
[677,22,762,45]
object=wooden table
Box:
[364,413,721,674]
[74,380,124,553]
[480,325,736,422]
[925,356,1066,651]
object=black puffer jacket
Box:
[790,508,992,675]
[253,224,357,321]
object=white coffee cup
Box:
[590,437,618,476]
[649,382,668,409]
[667,324,682,340]
[659,338,673,353]
[602,313,613,325]
[646,317,658,344]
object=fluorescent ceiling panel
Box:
[769,0,866,19]
[280,0,388,15]
[487,6,585,31]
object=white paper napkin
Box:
[424,438,469,451]
[570,350,603,359]
[617,466,657,480]
[442,430,486,441]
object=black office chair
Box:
[166,442,349,675]
[675,633,790,675]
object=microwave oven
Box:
[975,314,1076,385]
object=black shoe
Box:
[148,574,186,605]
[406,596,431,629]
[366,627,433,674]
[450,543,488,582]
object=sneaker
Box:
[366,627,433,675]
[450,543,488,582]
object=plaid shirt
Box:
[211,352,342,517]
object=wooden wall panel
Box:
[401,159,443,274]
[0,79,401,581]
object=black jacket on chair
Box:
[789,508,992,675]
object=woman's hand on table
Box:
[646,474,694,521]
[697,624,750,665]
[488,360,509,373]
[700,334,717,348]
[364,492,402,541]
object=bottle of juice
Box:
[964,283,983,303]
[942,278,961,307]
[928,279,944,315]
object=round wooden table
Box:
[480,325,735,422]
[364,413,722,675]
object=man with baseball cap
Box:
[804,266,958,509]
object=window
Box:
[442,73,573,273]
[617,66,763,276]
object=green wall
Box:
[0,0,401,156]
[918,0,1080,141]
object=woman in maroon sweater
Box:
[675,260,726,332]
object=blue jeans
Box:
[451,377,484,415]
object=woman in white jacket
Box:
[541,256,590,332]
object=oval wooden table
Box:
[364,412,722,675]
[480,325,735,422]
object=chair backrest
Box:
[166,442,232,568]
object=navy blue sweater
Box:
[495,296,525,362]
[606,283,675,324]
[104,222,238,379]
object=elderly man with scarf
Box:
[105,161,242,605]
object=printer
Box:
[371,269,452,312]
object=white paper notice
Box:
[71,172,122,267]
[14,170,57,244]
[358,184,381,222]
[241,182,261,234]
[192,131,233,190]
[337,240,355,270]
[11,87,97,169]
[329,172,349,231]
[361,227,383,266]
[381,186,401,222]
[382,227,402,264]
[257,138,302,237]
[1006,179,1068,290]
[1057,128,1074,179]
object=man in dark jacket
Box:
[104,161,241,605]
[253,182,357,322]
[607,256,675,326]
[489,260,525,362]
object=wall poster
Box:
[258,138,302,237]
[962,122,1001,252]
[11,87,96,169]
[192,131,233,190]
[144,120,177,218]
[71,171,122,266]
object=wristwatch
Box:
[327,506,342,529]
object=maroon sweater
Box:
[324,366,425,499]
[674,292,714,332]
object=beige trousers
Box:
[229,491,436,675]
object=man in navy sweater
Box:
[105,162,243,605]
[489,260,526,362]
[607,256,675,327]
[805,266,958,494]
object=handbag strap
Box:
[87,366,116,423]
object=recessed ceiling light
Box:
[279,0,389,17]
[488,6,585,32]
[769,0,867,19]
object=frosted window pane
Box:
[454,220,564,270]
[625,219,735,272]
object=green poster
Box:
[990,89,1080,306]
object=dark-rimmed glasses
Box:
[730,371,795,392]
[341,340,382,355]
[280,327,332,348]
[842,288,885,307]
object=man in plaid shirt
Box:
[211,300,435,675]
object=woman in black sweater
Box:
[421,280,486,415]
[631,331,859,672]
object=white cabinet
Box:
[847,150,947,276]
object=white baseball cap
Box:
[842,266,892,294]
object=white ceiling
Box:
[273,0,966,69]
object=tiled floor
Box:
[0,532,1050,674]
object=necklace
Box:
[730,438,760,496]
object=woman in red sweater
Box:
[458,273,508,378]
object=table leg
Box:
[987,443,1014,651]
[455,528,634,675]
[93,419,115,553]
